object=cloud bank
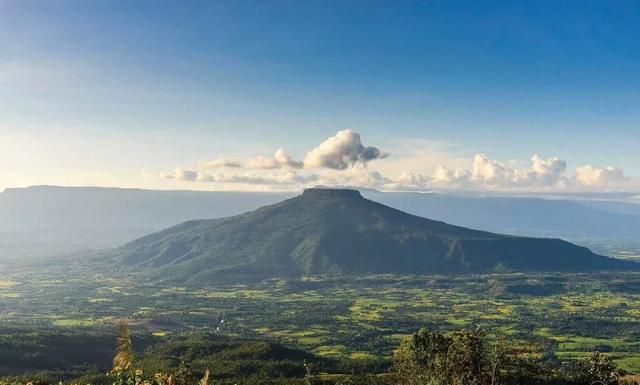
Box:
[245,149,304,169]
[469,154,568,188]
[162,129,630,192]
[398,154,625,191]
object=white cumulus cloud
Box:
[316,166,392,188]
[160,131,632,193]
[274,148,304,169]
[397,171,430,187]
[177,170,319,186]
[576,165,626,187]
[246,156,280,169]
[246,149,304,169]
[432,166,471,185]
[303,129,388,169]
[472,154,511,184]
[530,154,567,186]
[469,153,569,189]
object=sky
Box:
[1,0,639,193]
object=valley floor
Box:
[3,261,640,379]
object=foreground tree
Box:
[394,327,487,385]
[394,328,449,385]
[394,327,572,385]
[114,321,135,371]
[577,352,621,385]
[108,322,213,385]
[446,329,486,385]
[486,334,561,385]
[110,321,141,385]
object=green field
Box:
[2,262,640,374]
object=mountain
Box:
[0,186,292,259]
[3,185,640,260]
[367,192,640,238]
[108,188,634,283]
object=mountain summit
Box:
[111,188,633,283]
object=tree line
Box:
[0,322,633,385]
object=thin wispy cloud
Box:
[201,159,242,169]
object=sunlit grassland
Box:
[0,279,20,298]
[3,267,640,372]
[0,280,19,288]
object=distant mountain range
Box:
[0,186,293,259]
[2,185,640,260]
[106,188,634,283]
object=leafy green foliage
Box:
[392,327,624,385]
[0,324,630,385]
[576,352,622,385]
[394,328,485,385]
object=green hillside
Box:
[110,188,634,283]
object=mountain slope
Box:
[110,188,633,283]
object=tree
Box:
[445,329,486,385]
[173,361,198,385]
[199,370,210,385]
[578,352,620,385]
[394,328,449,385]
[303,360,315,385]
[488,333,509,385]
[394,327,507,385]
[485,333,562,385]
[113,321,134,372]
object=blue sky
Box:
[1,0,639,192]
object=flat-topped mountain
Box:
[6,185,640,260]
[109,188,634,283]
